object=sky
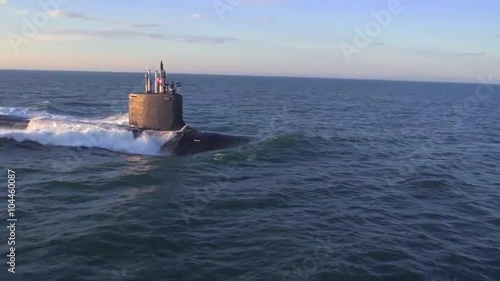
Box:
[0,0,499,82]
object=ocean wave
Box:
[0,116,175,155]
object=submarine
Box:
[0,61,250,155]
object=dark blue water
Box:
[0,70,499,281]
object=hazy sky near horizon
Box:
[0,0,499,82]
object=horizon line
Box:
[0,68,493,86]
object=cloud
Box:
[412,48,487,58]
[460,52,486,57]
[43,28,238,44]
[130,24,160,28]
[32,34,87,43]
[371,41,384,46]
[47,10,161,29]
[192,13,202,19]
[0,0,7,4]
[48,10,100,21]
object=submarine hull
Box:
[0,114,249,156]
[162,130,250,156]
[0,115,30,130]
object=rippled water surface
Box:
[0,70,499,281]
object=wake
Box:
[0,108,175,155]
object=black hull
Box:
[162,130,250,156]
[0,114,250,155]
[0,115,30,130]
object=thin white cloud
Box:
[48,10,160,29]
[0,0,7,4]
[460,52,486,57]
[413,48,487,58]
[192,13,202,19]
[107,23,163,30]
[42,28,238,44]
[130,24,161,28]
[32,34,86,43]
[48,10,100,21]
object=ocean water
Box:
[0,70,499,281]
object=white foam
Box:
[0,106,75,121]
[0,107,33,118]
[0,118,177,155]
[98,113,129,125]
